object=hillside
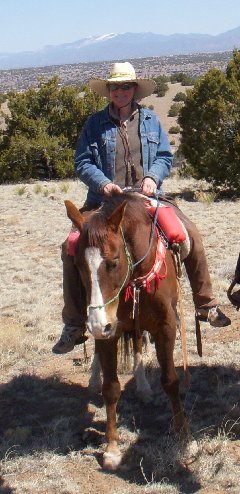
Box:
[0,52,231,93]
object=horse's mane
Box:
[83,192,151,248]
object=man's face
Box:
[108,83,137,109]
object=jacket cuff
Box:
[99,179,112,193]
[142,174,158,184]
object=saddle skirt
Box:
[67,229,80,256]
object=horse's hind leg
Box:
[96,338,121,470]
[155,314,188,435]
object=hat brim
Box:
[89,78,156,100]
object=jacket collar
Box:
[99,103,151,126]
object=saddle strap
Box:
[132,286,141,338]
[177,280,190,389]
[195,315,203,357]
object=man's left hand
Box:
[141,177,157,196]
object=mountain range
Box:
[0,28,240,70]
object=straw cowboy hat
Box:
[89,62,156,100]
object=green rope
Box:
[88,226,133,310]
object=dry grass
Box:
[0,175,239,494]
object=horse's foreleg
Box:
[96,339,121,470]
[133,333,153,403]
[155,317,188,436]
[88,345,102,393]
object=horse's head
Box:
[65,199,130,340]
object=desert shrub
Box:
[179,49,240,191]
[0,93,7,105]
[169,126,181,134]
[153,75,169,97]
[0,133,75,182]
[170,72,196,86]
[173,92,187,102]
[0,77,105,183]
[168,103,183,117]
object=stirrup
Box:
[227,279,240,311]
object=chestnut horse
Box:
[65,192,188,470]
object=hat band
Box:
[108,72,136,80]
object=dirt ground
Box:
[0,174,239,494]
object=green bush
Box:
[168,103,183,117]
[0,77,105,183]
[0,93,7,105]
[170,72,196,86]
[169,125,181,134]
[173,92,187,102]
[153,76,169,97]
[178,49,240,191]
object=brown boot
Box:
[52,325,88,354]
[196,306,231,328]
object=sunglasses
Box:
[108,83,137,91]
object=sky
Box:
[1,0,240,53]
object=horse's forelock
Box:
[102,193,149,224]
[84,212,109,248]
[83,193,149,247]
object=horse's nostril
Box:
[104,323,112,333]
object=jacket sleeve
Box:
[144,113,173,188]
[74,117,111,193]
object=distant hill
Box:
[0,52,233,93]
[0,28,240,70]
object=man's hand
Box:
[103,183,123,196]
[141,177,157,196]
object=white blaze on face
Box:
[85,247,108,338]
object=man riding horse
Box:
[52,61,231,355]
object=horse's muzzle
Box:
[86,321,116,339]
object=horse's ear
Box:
[107,201,127,232]
[64,200,84,231]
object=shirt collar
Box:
[109,101,139,125]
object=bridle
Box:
[88,196,161,310]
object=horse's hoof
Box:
[103,451,122,470]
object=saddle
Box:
[67,198,190,262]
[144,197,190,261]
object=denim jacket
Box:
[75,104,173,206]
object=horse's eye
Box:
[106,259,118,272]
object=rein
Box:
[88,198,161,311]
[132,195,161,268]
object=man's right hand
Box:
[103,183,123,196]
